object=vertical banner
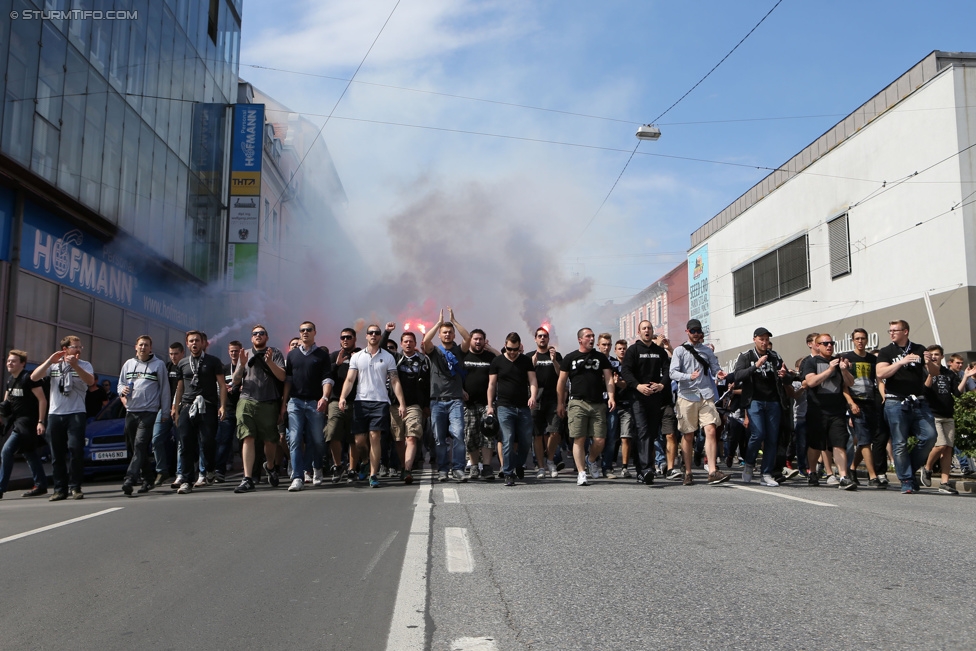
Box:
[688,244,710,338]
[227,104,264,288]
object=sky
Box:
[236,0,976,343]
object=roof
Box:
[690,51,976,249]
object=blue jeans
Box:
[287,398,326,480]
[152,411,174,475]
[497,406,533,477]
[431,399,465,472]
[216,416,236,473]
[48,412,87,493]
[0,425,48,493]
[884,398,937,482]
[745,400,781,475]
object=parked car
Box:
[84,397,129,476]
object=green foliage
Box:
[953,392,976,457]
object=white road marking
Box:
[361,530,399,581]
[725,483,838,507]
[443,487,459,503]
[385,483,432,651]
[0,508,124,545]
[445,527,474,573]
[452,637,499,650]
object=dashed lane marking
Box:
[0,508,125,545]
[725,483,838,507]
[445,527,474,573]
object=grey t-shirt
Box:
[47,359,94,415]
[240,347,286,402]
[428,343,465,400]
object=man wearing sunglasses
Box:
[530,327,563,478]
[171,330,228,495]
[801,333,857,490]
[338,325,406,488]
[324,328,361,482]
[669,319,730,485]
[231,325,285,494]
[282,321,332,491]
[487,332,538,486]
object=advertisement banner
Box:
[228,196,259,243]
[688,244,710,338]
[231,104,264,174]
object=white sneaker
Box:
[760,474,779,487]
[193,475,207,488]
[704,463,710,473]
[577,471,590,486]
[742,467,754,484]
[177,482,192,494]
[548,460,558,478]
[312,468,325,486]
[535,467,546,479]
[288,478,304,492]
[170,474,186,489]
[587,460,601,479]
[826,474,840,486]
[304,471,314,483]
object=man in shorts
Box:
[611,339,636,478]
[801,333,857,490]
[530,327,563,478]
[920,345,974,495]
[557,328,616,486]
[338,325,406,488]
[232,325,286,493]
[387,326,430,484]
[669,319,730,485]
[324,328,361,482]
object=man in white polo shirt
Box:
[338,324,406,488]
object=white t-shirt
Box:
[47,359,94,415]
[349,348,397,403]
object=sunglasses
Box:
[505,346,520,352]
[366,330,382,336]
[340,334,354,340]
[299,327,314,333]
[688,328,703,335]
[819,341,835,346]
[251,331,267,337]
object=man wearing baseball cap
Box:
[732,327,789,486]
[669,319,730,485]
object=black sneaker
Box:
[137,482,152,494]
[482,470,495,483]
[234,477,255,494]
[848,470,861,486]
[122,480,134,496]
[639,471,655,485]
[516,466,524,480]
[868,477,886,489]
[939,482,959,495]
[808,474,820,487]
[839,476,857,491]
[264,463,280,488]
[331,464,343,484]
[49,492,68,502]
[505,475,516,486]
[22,485,47,497]
[555,461,566,472]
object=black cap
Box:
[753,327,772,337]
[687,319,703,330]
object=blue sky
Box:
[238,0,976,336]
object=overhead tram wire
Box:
[266,0,402,218]
[568,0,787,247]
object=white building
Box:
[688,51,976,369]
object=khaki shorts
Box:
[675,397,721,434]
[567,399,606,439]
[391,404,425,441]
[934,416,956,447]
[236,399,280,443]
[324,399,352,443]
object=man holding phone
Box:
[733,327,788,486]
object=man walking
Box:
[669,319,731,485]
[152,342,183,487]
[422,308,472,483]
[843,328,883,487]
[920,345,972,495]
[0,350,48,499]
[118,336,171,495]
[171,331,227,494]
[487,332,538,486]
[32,335,95,500]
[530,327,563,478]
[385,325,431,484]
[463,328,498,480]
[620,320,669,484]
[283,321,332,491]
[232,325,286,493]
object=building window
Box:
[733,234,810,315]
[208,0,219,45]
[828,213,851,279]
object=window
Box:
[828,213,851,279]
[733,235,810,315]
[59,289,93,328]
[208,0,219,45]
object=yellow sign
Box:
[230,171,261,195]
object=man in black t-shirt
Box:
[842,328,883,487]
[324,328,362,482]
[0,349,49,498]
[463,329,498,480]
[557,328,615,487]
[487,332,538,486]
[801,333,856,490]
[920,345,974,495]
[152,342,184,486]
[213,340,242,482]
[530,327,563,478]
[283,321,332,491]
[876,319,939,494]
[171,330,228,494]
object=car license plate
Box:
[92,450,127,461]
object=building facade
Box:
[686,51,976,369]
[618,261,688,344]
[0,0,242,377]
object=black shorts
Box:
[806,409,848,451]
[532,401,563,436]
[351,400,391,435]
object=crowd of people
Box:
[1,308,972,501]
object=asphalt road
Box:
[2,469,975,651]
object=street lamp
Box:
[635,124,662,141]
